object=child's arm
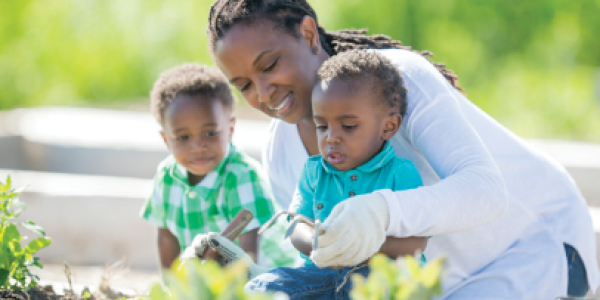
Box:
[289,223,316,256]
[238,228,259,262]
[379,236,427,259]
[291,226,427,259]
[158,228,181,269]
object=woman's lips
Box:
[270,93,293,116]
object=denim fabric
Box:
[564,243,589,296]
[245,265,369,300]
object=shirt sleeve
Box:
[139,169,168,229]
[378,50,508,238]
[288,162,315,220]
[223,167,279,233]
[392,159,424,191]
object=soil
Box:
[0,287,76,300]
[0,285,130,300]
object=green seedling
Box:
[350,254,446,300]
[0,175,52,290]
[148,259,277,300]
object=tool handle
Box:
[200,209,254,260]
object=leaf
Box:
[0,268,9,287]
[25,237,51,255]
[3,224,21,245]
[21,221,46,236]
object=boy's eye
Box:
[205,130,220,137]
[342,125,358,130]
[264,58,279,72]
[176,135,189,141]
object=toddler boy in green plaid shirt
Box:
[140,63,296,271]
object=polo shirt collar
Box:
[171,143,233,200]
[322,141,395,175]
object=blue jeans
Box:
[246,265,369,300]
[565,243,589,296]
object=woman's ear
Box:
[382,113,402,140]
[299,16,321,55]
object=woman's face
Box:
[214,18,328,124]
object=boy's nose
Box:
[326,132,341,144]
[191,138,207,151]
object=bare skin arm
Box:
[290,223,427,259]
[238,228,259,263]
[379,236,427,259]
[158,228,181,270]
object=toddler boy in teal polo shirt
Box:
[247,50,427,299]
[139,63,296,272]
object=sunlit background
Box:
[1,1,600,140]
[1,0,600,293]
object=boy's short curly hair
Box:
[317,50,407,116]
[150,63,235,125]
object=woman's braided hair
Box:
[207,0,462,92]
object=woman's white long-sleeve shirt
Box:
[262,49,598,294]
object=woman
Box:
[207,0,597,298]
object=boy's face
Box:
[161,94,234,184]
[312,79,401,171]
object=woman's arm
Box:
[157,228,180,269]
[239,228,259,262]
[380,50,508,238]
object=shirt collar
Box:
[171,144,233,199]
[321,141,396,175]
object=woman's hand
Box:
[310,192,389,267]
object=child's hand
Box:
[311,192,389,267]
[179,233,210,260]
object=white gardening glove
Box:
[179,233,210,261]
[310,193,389,267]
[205,233,267,279]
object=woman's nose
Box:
[256,77,275,104]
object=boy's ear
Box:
[381,113,402,140]
[229,116,236,140]
[160,131,169,147]
[299,16,321,55]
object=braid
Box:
[208,0,463,92]
[322,29,463,92]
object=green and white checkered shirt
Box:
[140,144,297,269]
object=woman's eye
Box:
[264,58,278,72]
[316,125,328,131]
[205,131,219,137]
[239,82,251,92]
[176,135,189,141]
[342,125,357,130]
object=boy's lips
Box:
[189,158,213,166]
[327,152,346,164]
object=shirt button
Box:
[317,203,324,210]
[350,175,358,181]
[188,191,197,198]
[349,191,355,197]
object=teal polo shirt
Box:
[290,141,424,265]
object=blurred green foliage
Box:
[1,1,599,141]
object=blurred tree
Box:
[0,1,599,141]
